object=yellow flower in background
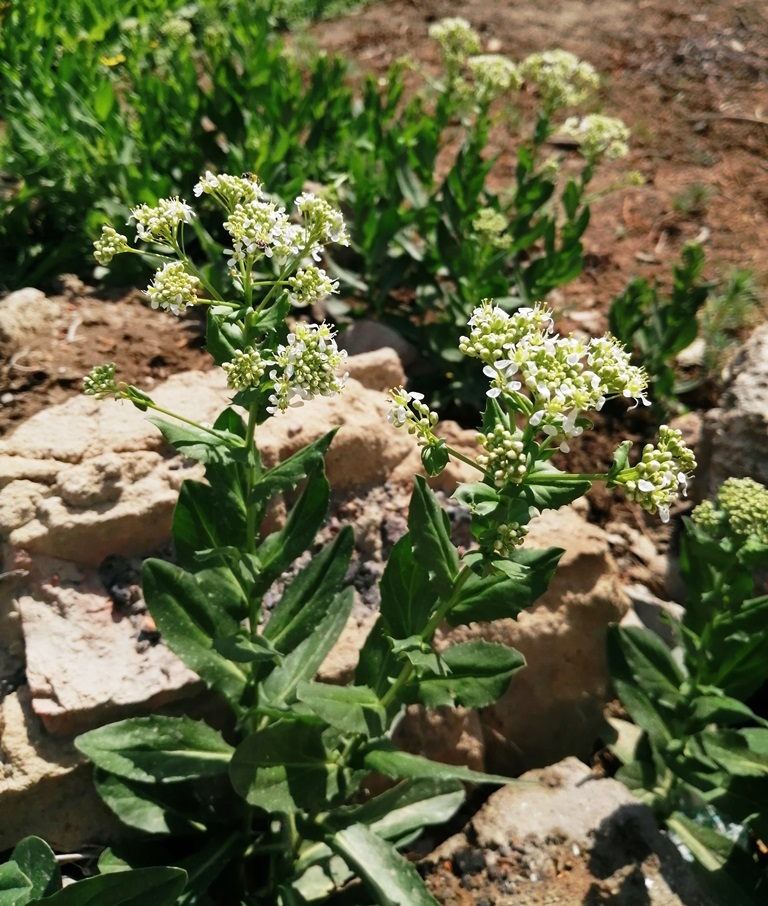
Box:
[99,53,126,67]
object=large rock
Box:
[700,324,768,495]
[0,288,61,350]
[0,686,120,851]
[439,506,629,774]
[424,757,713,906]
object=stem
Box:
[444,445,487,476]
[135,398,231,441]
[524,470,608,484]
[379,566,473,710]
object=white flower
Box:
[288,266,339,307]
[521,50,599,110]
[561,115,630,162]
[130,197,195,245]
[267,323,347,415]
[222,347,270,392]
[386,388,439,446]
[94,226,129,265]
[145,262,200,315]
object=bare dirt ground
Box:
[2,1,767,901]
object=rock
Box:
[338,319,419,368]
[425,757,713,906]
[623,583,684,648]
[0,288,61,350]
[344,347,406,391]
[440,506,629,774]
[0,686,120,851]
[393,705,485,773]
[700,324,768,495]
[18,556,203,733]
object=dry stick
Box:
[687,112,768,127]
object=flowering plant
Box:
[608,477,768,903]
[3,172,695,905]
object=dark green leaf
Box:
[30,867,187,905]
[261,588,354,708]
[363,743,512,785]
[142,559,247,704]
[296,683,385,736]
[76,716,233,784]
[329,824,440,906]
[606,625,685,743]
[421,442,449,477]
[211,632,281,665]
[408,476,458,600]
[448,548,562,626]
[412,640,525,709]
[263,526,354,653]
[251,431,336,501]
[378,535,438,640]
[519,476,593,511]
[229,722,336,813]
[10,837,60,899]
[146,418,242,464]
[93,772,204,836]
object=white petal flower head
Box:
[428,17,481,65]
[267,322,347,415]
[561,115,630,162]
[146,262,200,315]
[130,196,195,245]
[288,267,339,307]
[94,226,129,265]
[467,55,522,103]
[521,49,599,110]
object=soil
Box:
[3,1,767,902]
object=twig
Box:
[687,112,768,126]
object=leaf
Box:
[378,535,438,640]
[147,418,242,464]
[421,441,449,477]
[452,482,501,517]
[93,772,206,836]
[141,559,247,704]
[363,743,512,786]
[695,729,768,777]
[29,867,187,906]
[412,640,525,709]
[330,778,465,842]
[408,476,458,600]
[76,716,234,784]
[93,80,116,120]
[211,632,281,665]
[329,824,440,906]
[518,476,593,512]
[263,526,354,653]
[296,683,385,736]
[251,431,336,500]
[447,548,563,626]
[0,863,32,906]
[229,721,336,814]
[261,587,354,709]
[10,837,60,900]
[251,473,331,599]
[606,625,685,744]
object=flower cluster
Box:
[493,521,529,555]
[130,196,195,245]
[287,266,339,307]
[692,477,768,544]
[617,426,697,523]
[386,388,440,447]
[222,348,270,392]
[520,50,599,110]
[193,171,262,209]
[223,199,299,268]
[472,209,510,250]
[476,425,528,486]
[267,323,348,415]
[94,226,130,266]
[428,17,481,66]
[459,300,649,445]
[295,192,350,250]
[467,54,522,103]
[83,363,120,399]
[561,114,630,162]
[146,262,201,315]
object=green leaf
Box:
[452,482,500,517]
[408,476,458,600]
[421,441,449,477]
[261,587,354,709]
[29,867,187,906]
[205,310,244,366]
[251,473,331,599]
[695,729,768,777]
[296,683,385,736]
[412,640,525,709]
[93,772,205,836]
[519,475,593,511]
[251,431,336,500]
[363,743,512,785]
[606,440,632,483]
[93,79,116,120]
[329,824,440,906]
[147,418,242,464]
[229,721,336,814]
[447,548,562,626]
[329,778,464,842]
[211,632,281,665]
[141,559,247,704]
[606,625,685,744]
[10,837,60,900]
[263,526,354,653]
[378,534,438,640]
[0,863,32,906]
[76,716,234,784]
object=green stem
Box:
[132,397,232,441]
[444,445,487,476]
[524,471,608,484]
[379,566,473,711]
